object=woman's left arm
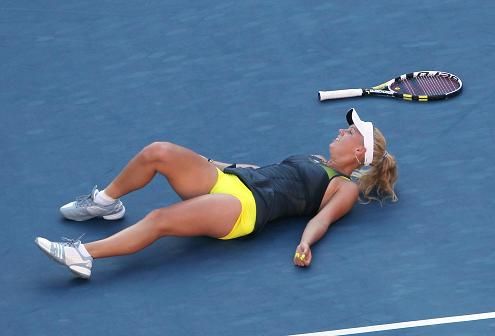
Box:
[294,182,359,267]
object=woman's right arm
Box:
[294,182,359,267]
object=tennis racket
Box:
[318,71,462,102]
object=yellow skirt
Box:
[209,168,257,240]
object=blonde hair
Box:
[353,127,398,203]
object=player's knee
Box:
[145,208,172,236]
[140,141,176,165]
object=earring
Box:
[354,153,363,166]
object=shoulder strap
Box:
[308,155,350,181]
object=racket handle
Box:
[318,89,364,101]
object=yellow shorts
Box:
[209,168,257,240]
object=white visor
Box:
[346,108,374,166]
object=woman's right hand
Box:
[293,242,312,267]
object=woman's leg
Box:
[84,194,241,259]
[104,142,218,200]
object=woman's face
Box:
[329,125,365,157]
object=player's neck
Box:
[326,158,356,176]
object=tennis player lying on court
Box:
[35,108,397,279]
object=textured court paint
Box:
[1,1,495,336]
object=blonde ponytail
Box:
[353,127,398,203]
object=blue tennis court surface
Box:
[1,1,495,335]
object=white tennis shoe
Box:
[35,236,93,279]
[60,186,125,221]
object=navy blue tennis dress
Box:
[224,155,350,234]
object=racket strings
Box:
[416,77,442,95]
[402,79,420,95]
[417,77,434,95]
[400,76,460,97]
[401,78,428,95]
[429,77,444,95]
[432,76,459,94]
[424,77,442,95]
[444,77,460,91]
[430,76,448,94]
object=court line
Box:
[290,312,495,336]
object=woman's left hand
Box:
[293,242,312,267]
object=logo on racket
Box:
[417,71,460,81]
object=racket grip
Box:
[318,89,364,101]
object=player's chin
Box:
[329,142,337,156]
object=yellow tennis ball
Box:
[295,252,300,259]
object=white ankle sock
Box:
[79,243,92,259]
[95,189,116,205]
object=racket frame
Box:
[319,71,463,102]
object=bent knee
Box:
[145,208,172,236]
[140,141,177,165]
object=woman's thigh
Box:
[153,193,242,238]
[149,142,219,199]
